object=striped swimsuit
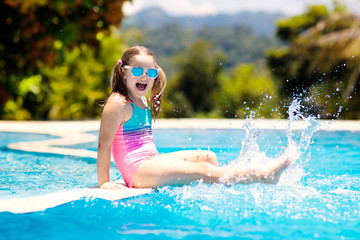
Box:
[111,102,158,187]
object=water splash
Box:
[234,110,267,165]
[151,99,359,236]
[230,99,324,185]
[286,98,322,160]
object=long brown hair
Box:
[109,46,166,119]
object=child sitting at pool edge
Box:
[97,46,291,189]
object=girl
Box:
[97,46,291,189]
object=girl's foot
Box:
[259,156,292,184]
[222,157,292,185]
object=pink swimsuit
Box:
[111,102,158,187]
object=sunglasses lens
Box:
[131,67,144,77]
[147,69,159,78]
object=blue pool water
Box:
[1,123,360,239]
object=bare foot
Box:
[260,157,292,184]
[222,157,291,185]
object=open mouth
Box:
[136,82,147,91]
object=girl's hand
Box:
[100,181,127,190]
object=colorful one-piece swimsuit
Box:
[111,102,159,188]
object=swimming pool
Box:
[0,121,359,239]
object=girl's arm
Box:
[97,95,129,189]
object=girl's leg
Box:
[158,150,218,166]
[132,158,226,188]
[132,153,291,188]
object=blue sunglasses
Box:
[124,66,159,79]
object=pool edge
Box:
[0,182,153,214]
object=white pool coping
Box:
[0,184,153,214]
[0,119,359,213]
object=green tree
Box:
[163,40,226,117]
[215,64,280,118]
[1,0,129,119]
[4,32,130,120]
[266,3,360,118]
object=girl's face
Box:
[124,54,156,101]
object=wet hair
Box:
[108,46,166,119]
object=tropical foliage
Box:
[161,40,280,119]
[1,1,360,120]
[266,4,360,119]
[0,0,129,119]
[215,64,280,118]
[162,40,225,117]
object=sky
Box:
[123,0,360,16]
